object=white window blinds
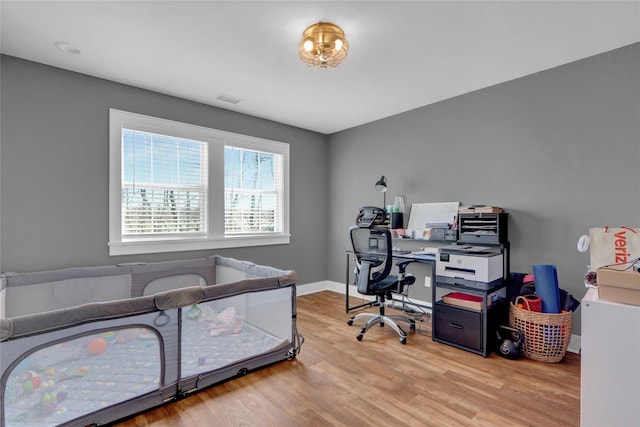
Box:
[109,108,290,255]
[122,129,208,236]
[224,146,283,234]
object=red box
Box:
[442,292,492,311]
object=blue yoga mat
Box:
[533,264,561,313]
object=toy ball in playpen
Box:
[41,392,58,414]
[101,331,117,343]
[88,337,108,355]
[20,371,41,393]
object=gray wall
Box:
[328,42,640,334]
[0,55,329,285]
[2,43,639,335]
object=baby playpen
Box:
[0,255,301,426]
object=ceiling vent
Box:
[216,94,242,104]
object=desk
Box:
[345,251,436,313]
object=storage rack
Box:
[432,212,510,357]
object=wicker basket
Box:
[509,296,573,363]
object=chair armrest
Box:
[395,260,414,273]
[357,262,371,294]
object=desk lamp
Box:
[374,175,387,209]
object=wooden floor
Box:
[117,291,581,426]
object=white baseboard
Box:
[297,280,581,354]
[296,280,335,296]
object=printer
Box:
[436,245,504,289]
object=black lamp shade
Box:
[374,176,387,192]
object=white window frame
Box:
[109,109,290,256]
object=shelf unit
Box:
[458,213,508,244]
[432,212,510,357]
[432,280,508,357]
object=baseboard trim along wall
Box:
[297,281,581,354]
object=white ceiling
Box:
[2,1,639,134]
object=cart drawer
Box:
[434,301,482,351]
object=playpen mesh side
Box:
[1,286,295,427]
[0,265,132,318]
[1,308,178,427]
[131,257,217,297]
[1,256,298,427]
[183,287,293,368]
[4,329,162,426]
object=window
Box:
[109,109,289,255]
[122,129,208,237]
[224,146,283,234]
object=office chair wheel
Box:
[409,323,416,331]
[356,334,364,341]
[399,336,407,345]
[347,318,354,326]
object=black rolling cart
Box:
[431,212,510,357]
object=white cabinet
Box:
[581,288,640,426]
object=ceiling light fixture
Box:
[298,21,349,69]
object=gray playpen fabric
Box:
[0,256,299,427]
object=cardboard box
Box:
[597,267,640,306]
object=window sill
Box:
[108,234,291,256]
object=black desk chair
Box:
[347,224,416,344]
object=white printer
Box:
[436,245,504,289]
